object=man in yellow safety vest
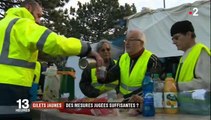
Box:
[97,29,161,102]
[170,20,210,91]
[0,0,103,119]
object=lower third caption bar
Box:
[64,102,140,109]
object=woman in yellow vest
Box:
[80,40,119,98]
[0,1,103,119]
[170,20,210,91]
[97,29,162,102]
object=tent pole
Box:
[163,0,166,8]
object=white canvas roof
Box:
[127,0,210,57]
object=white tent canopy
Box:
[127,0,210,58]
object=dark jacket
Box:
[98,50,162,101]
[79,59,116,98]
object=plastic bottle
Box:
[178,90,210,115]
[153,74,164,113]
[42,64,59,101]
[164,73,178,114]
[98,66,107,79]
[142,72,155,117]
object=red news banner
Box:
[31,102,140,109]
[32,102,64,109]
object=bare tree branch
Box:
[0,6,5,9]
[0,12,4,19]
[1,0,21,5]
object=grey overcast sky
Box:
[65,0,199,11]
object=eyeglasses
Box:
[100,48,110,52]
[172,34,182,40]
[124,39,142,43]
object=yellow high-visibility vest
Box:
[0,7,83,87]
[176,43,210,82]
[91,60,118,93]
[34,61,41,84]
[119,50,152,95]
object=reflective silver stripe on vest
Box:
[37,29,52,50]
[120,83,140,91]
[0,106,28,114]
[0,18,36,69]
[92,83,117,89]
[105,84,117,88]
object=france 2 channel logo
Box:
[189,7,199,16]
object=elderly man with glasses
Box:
[97,29,162,114]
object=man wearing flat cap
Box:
[170,20,210,91]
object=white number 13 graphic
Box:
[16,99,29,109]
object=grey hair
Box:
[126,29,146,46]
[95,39,111,52]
